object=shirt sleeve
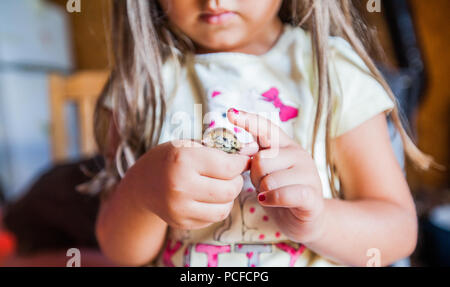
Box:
[328,37,395,138]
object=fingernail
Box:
[229,108,239,115]
[258,194,266,202]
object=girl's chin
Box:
[195,38,247,54]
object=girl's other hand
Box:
[122,140,251,230]
[228,109,326,243]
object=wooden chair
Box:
[49,71,110,162]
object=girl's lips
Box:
[200,11,236,25]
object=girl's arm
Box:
[305,114,417,266]
[96,178,168,267]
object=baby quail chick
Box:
[202,128,242,154]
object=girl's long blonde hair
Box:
[92,0,434,198]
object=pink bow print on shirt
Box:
[261,87,299,122]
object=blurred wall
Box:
[407,0,450,190]
[48,0,449,190]
[48,0,111,69]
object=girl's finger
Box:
[177,143,251,180]
[258,167,304,193]
[227,108,293,149]
[193,175,243,204]
[238,141,259,156]
[186,201,234,224]
[184,221,215,230]
[257,184,319,210]
[171,217,216,230]
[250,148,301,189]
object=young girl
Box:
[90,0,434,267]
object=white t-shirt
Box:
[105,24,394,267]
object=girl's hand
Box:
[228,109,326,243]
[123,140,250,230]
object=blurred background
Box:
[0,0,448,266]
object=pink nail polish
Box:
[258,194,266,202]
[229,108,239,115]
